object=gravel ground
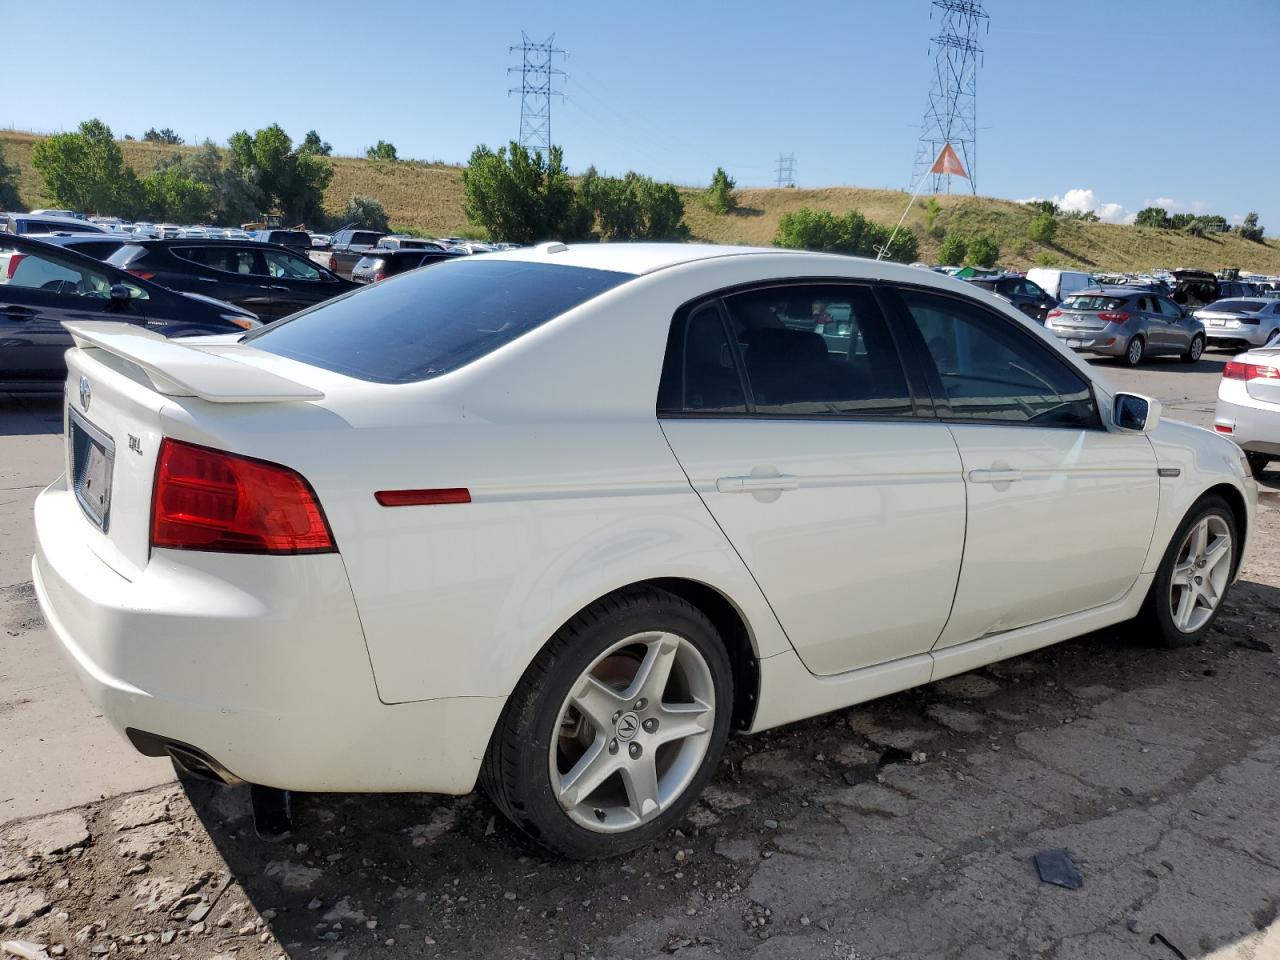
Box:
[2,491,1279,960]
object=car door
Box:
[659,283,967,677]
[1154,296,1193,350]
[889,285,1159,648]
[260,248,342,318]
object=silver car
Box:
[1194,298,1280,350]
[1046,287,1205,366]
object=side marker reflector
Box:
[375,488,471,507]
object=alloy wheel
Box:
[1189,337,1203,361]
[1168,515,1233,634]
[1127,338,1144,365]
[550,631,715,833]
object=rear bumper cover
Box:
[1216,390,1280,457]
[32,480,502,794]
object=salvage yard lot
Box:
[2,353,1279,960]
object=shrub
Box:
[966,232,1000,268]
[937,232,967,266]
[340,195,390,233]
[705,167,737,215]
[922,196,943,238]
[1024,200,1059,217]
[1028,211,1057,244]
[773,208,917,263]
[0,144,19,210]
[581,168,689,241]
[1239,212,1265,242]
[462,142,584,244]
[366,140,398,162]
[1035,252,1058,267]
[1134,206,1171,229]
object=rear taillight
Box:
[126,269,156,281]
[151,439,335,555]
[1097,311,1130,324]
[5,253,25,279]
[1224,361,1280,381]
[327,254,337,271]
[1045,308,1062,320]
[373,271,386,282]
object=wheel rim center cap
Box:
[615,712,640,741]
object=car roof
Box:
[481,242,820,276]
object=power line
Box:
[774,153,796,188]
[508,32,566,151]
[911,0,988,195]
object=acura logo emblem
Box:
[79,376,91,412]
[616,713,639,741]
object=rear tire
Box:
[481,585,733,859]
[1181,334,1204,363]
[1246,452,1272,479]
[1122,336,1145,366]
[1138,496,1237,648]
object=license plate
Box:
[1209,319,1225,326]
[1067,339,1084,348]
[68,408,114,532]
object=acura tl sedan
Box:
[32,244,1256,858]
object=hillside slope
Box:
[4,130,1278,273]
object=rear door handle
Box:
[968,468,1023,484]
[716,475,800,494]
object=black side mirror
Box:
[108,283,131,302]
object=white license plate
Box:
[1209,319,1225,326]
[1066,338,1084,348]
[69,410,114,531]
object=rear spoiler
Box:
[63,322,324,403]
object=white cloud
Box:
[1143,197,1212,214]
[1019,188,1132,224]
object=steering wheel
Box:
[40,279,79,295]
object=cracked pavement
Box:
[3,353,1280,960]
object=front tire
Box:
[1182,334,1204,363]
[482,586,733,859]
[1122,336,1146,366]
[1246,452,1272,479]
[1139,496,1237,648]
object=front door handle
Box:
[716,475,800,494]
[968,468,1023,484]
[268,284,290,291]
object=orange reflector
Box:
[375,488,471,507]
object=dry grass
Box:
[5,129,1278,272]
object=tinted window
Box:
[899,288,1097,428]
[263,249,321,280]
[350,232,383,246]
[173,246,262,275]
[247,259,630,383]
[1156,298,1184,318]
[1212,300,1266,313]
[1064,295,1126,311]
[718,285,911,417]
[0,240,148,300]
[657,305,747,415]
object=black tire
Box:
[1138,495,1238,648]
[1122,335,1145,366]
[1246,452,1272,479]
[481,585,734,859]
[1181,334,1205,363]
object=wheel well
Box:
[1203,482,1249,577]
[645,578,760,732]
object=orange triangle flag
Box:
[930,143,969,178]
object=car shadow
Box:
[0,393,63,437]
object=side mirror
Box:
[108,283,131,302]
[1113,392,1161,433]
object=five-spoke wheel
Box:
[1142,495,1237,647]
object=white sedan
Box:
[33,244,1257,858]
[1215,347,1280,477]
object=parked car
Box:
[350,248,462,284]
[0,234,259,391]
[376,235,445,252]
[1170,269,1256,311]
[326,229,387,279]
[1025,267,1094,302]
[1193,298,1280,350]
[107,239,356,322]
[0,213,107,235]
[1215,347,1280,477]
[34,233,133,261]
[156,224,181,240]
[1046,287,1205,365]
[964,273,1057,322]
[31,243,1256,858]
[310,233,331,249]
[251,229,312,253]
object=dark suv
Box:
[965,273,1057,322]
[107,240,356,322]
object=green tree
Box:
[580,169,688,241]
[1134,206,1171,229]
[937,232,967,266]
[704,166,737,215]
[1028,211,1057,244]
[1199,214,1229,233]
[142,127,183,145]
[31,118,133,214]
[366,140,398,162]
[339,195,390,232]
[966,232,1000,268]
[141,166,211,222]
[301,130,333,156]
[176,140,261,225]
[1024,199,1059,217]
[922,196,943,238]
[0,143,20,210]
[226,124,332,225]
[462,142,584,243]
[773,208,917,263]
[1239,212,1265,242]
[1062,209,1099,222]
[1183,219,1207,237]
[1168,213,1195,230]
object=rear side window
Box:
[247,259,631,383]
[350,232,382,246]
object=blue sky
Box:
[6,0,1277,227]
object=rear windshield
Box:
[349,231,383,246]
[1064,295,1126,311]
[1210,300,1265,313]
[246,258,631,383]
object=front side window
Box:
[1,241,111,297]
[263,249,321,280]
[898,287,1098,428]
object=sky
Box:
[6,0,1278,227]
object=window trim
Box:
[656,278,931,423]
[880,281,1105,432]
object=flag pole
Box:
[877,167,933,262]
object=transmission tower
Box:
[911,1,988,195]
[508,32,566,152]
[774,153,796,188]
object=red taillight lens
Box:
[1097,311,1130,324]
[1224,361,1280,381]
[127,269,156,281]
[5,253,25,279]
[373,271,386,282]
[1046,308,1062,320]
[151,439,335,554]
[327,254,337,271]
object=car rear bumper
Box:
[1204,326,1271,347]
[1047,326,1125,356]
[1215,387,1280,456]
[32,479,502,794]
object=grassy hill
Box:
[5,129,1279,273]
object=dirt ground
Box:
[3,489,1279,960]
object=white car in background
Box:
[32,244,1256,858]
[1215,347,1280,477]
[1195,298,1280,350]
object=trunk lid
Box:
[1239,347,1280,404]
